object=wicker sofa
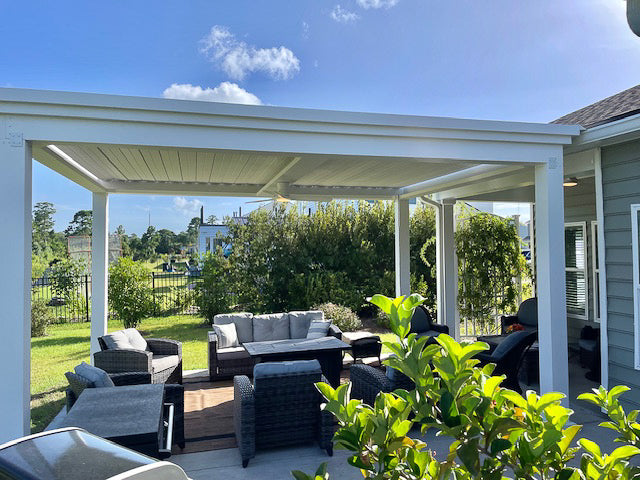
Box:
[94,328,183,384]
[208,310,342,381]
[234,359,333,467]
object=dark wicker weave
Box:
[350,364,415,406]
[94,336,183,384]
[233,366,333,467]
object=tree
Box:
[206,214,218,225]
[108,258,153,328]
[32,202,56,254]
[65,210,92,236]
[185,217,201,245]
[156,229,178,254]
[140,226,159,260]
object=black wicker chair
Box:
[410,305,449,343]
[475,330,537,393]
[350,363,415,406]
[94,330,183,384]
[233,360,333,467]
[500,298,538,334]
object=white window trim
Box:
[591,221,600,323]
[631,204,640,370]
[565,221,588,320]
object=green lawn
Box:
[30,315,210,433]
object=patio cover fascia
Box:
[0,88,579,442]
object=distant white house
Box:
[197,208,247,257]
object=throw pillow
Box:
[213,323,240,348]
[214,313,254,343]
[123,328,148,351]
[289,310,324,339]
[306,319,331,339]
[74,362,115,388]
[101,330,133,350]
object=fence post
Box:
[84,274,90,322]
[152,272,156,316]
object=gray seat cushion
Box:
[214,313,254,343]
[306,319,331,339]
[253,313,290,341]
[152,354,180,373]
[123,328,148,351]
[289,310,324,339]
[74,362,115,388]
[217,346,251,361]
[213,323,240,348]
[253,359,321,379]
[101,330,133,350]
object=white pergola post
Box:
[394,197,410,297]
[90,192,109,359]
[535,157,569,395]
[437,199,459,339]
[0,138,32,442]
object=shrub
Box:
[49,258,85,301]
[108,257,153,328]
[315,302,361,332]
[196,250,231,324]
[295,294,640,480]
[31,299,53,337]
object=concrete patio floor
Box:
[172,361,624,479]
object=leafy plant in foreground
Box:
[294,293,640,480]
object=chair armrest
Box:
[147,338,182,358]
[109,371,152,386]
[318,374,335,451]
[328,323,342,340]
[475,352,494,365]
[65,388,77,412]
[94,349,152,374]
[234,375,256,462]
[430,323,449,334]
[350,364,393,406]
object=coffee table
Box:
[59,384,171,458]
[243,337,350,387]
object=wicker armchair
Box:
[350,363,415,406]
[94,332,183,384]
[233,360,334,468]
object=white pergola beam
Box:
[257,157,300,195]
[0,139,32,442]
[534,153,569,395]
[395,198,410,296]
[90,192,109,359]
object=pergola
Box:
[0,88,580,442]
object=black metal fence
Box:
[31,272,202,323]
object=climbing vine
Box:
[455,211,528,332]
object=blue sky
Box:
[3,0,639,235]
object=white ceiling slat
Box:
[60,145,117,181]
[99,146,141,180]
[123,148,155,181]
[140,149,169,182]
[179,150,197,182]
[196,151,215,183]
[160,150,182,181]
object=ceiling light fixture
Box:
[563,177,578,187]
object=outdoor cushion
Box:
[65,371,90,398]
[289,310,324,339]
[217,346,251,361]
[101,330,133,350]
[410,306,433,334]
[213,323,240,348]
[152,354,180,373]
[254,359,321,379]
[123,328,148,351]
[493,330,531,360]
[253,313,290,342]
[74,362,115,388]
[214,312,254,343]
[306,319,331,339]
[517,298,538,328]
[415,330,444,339]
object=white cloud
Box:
[331,5,360,23]
[356,0,399,9]
[162,82,262,105]
[173,197,203,217]
[199,26,300,80]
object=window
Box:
[565,222,588,319]
[632,205,640,369]
[206,237,211,253]
[591,221,600,322]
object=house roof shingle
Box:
[552,84,640,128]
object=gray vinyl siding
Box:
[601,139,640,408]
[564,178,597,346]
